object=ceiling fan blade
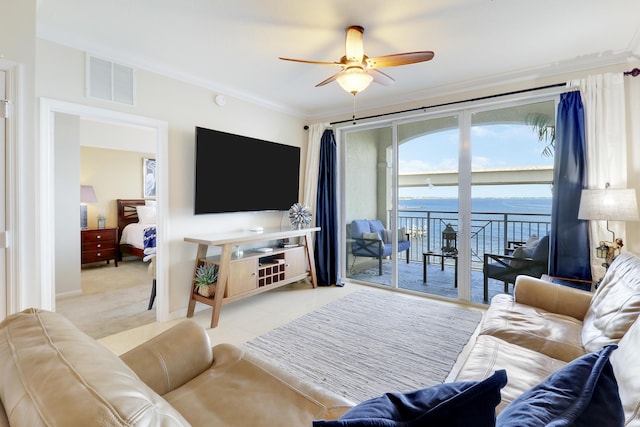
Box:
[370,69,395,86]
[345,25,364,62]
[279,57,341,66]
[366,51,435,69]
[315,70,343,87]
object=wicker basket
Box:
[196,283,216,298]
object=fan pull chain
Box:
[352,94,357,125]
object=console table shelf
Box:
[184,227,319,328]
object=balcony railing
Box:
[398,209,551,270]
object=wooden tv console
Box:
[184,227,320,328]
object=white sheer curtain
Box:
[625,75,640,254]
[568,73,627,279]
[302,123,329,225]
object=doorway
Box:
[340,96,557,304]
[39,99,169,324]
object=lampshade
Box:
[336,68,373,95]
[80,185,97,203]
[578,186,639,221]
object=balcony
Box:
[345,208,551,303]
[399,208,551,267]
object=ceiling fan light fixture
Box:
[336,68,373,95]
[279,24,434,95]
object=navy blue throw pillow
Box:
[313,369,507,427]
[497,345,623,427]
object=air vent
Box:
[86,55,135,105]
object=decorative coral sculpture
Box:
[288,203,312,229]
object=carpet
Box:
[243,289,482,403]
[57,283,156,339]
[56,260,156,339]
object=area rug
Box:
[243,288,482,403]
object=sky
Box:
[398,124,555,199]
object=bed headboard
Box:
[116,199,146,235]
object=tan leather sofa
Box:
[453,252,640,424]
[0,308,354,426]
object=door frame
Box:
[337,91,561,303]
[0,60,19,318]
[39,99,170,321]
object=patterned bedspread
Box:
[143,226,156,262]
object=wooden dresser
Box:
[81,228,118,267]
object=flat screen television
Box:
[194,126,301,214]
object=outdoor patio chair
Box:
[349,219,411,275]
[483,234,549,301]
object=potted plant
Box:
[97,214,106,229]
[194,263,218,297]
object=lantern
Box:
[595,242,609,260]
[442,223,457,254]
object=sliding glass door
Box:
[340,96,557,304]
[343,125,396,285]
[396,115,461,297]
[470,101,555,302]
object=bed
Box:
[117,199,156,260]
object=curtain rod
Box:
[330,82,566,126]
[624,67,640,77]
[329,67,640,126]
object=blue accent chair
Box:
[350,219,411,275]
[483,234,550,301]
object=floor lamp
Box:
[80,185,97,230]
[578,183,639,269]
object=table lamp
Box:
[578,183,639,268]
[80,185,97,229]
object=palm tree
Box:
[525,113,555,157]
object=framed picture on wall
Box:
[143,157,156,199]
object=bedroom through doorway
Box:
[52,108,160,338]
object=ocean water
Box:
[398,197,552,250]
[399,197,552,216]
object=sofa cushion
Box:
[382,228,409,244]
[453,335,566,413]
[362,232,382,241]
[525,235,539,247]
[164,343,353,426]
[496,345,623,426]
[582,252,640,352]
[0,402,7,427]
[610,310,640,425]
[508,246,535,269]
[0,308,189,426]
[479,293,585,362]
[312,370,507,427]
[513,275,592,320]
[530,234,549,260]
[368,219,386,237]
[350,220,372,238]
[121,319,214,395]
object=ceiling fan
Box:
[279,25,434,95]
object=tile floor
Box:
[98,279,486,356]
[98,280,363,355]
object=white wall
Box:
[36,39,307,317]
[54,113,81,297]
[80,147,155,228]
[344,130,379,222]
[0,0,38,313]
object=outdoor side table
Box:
[423,251,458,288]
